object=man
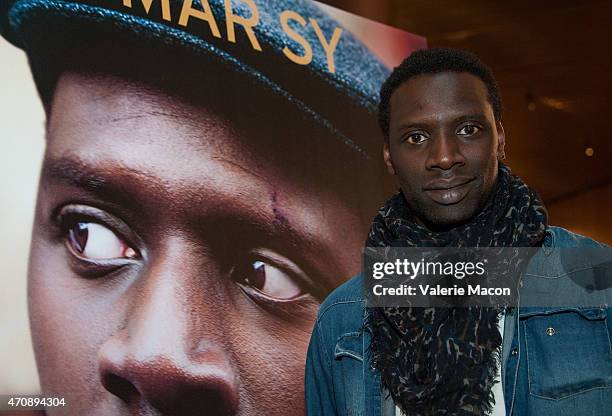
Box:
[0,0,394,414]
[305,48,611,416]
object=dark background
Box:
[325,0,612,244]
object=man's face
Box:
[28,71,366,415]
[383,72,505,230]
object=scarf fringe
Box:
[365,307,504,416]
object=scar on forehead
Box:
[271,190,290,230]
[109,110,188,124]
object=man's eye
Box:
[67,222,137,260]
[406,133,428,144]
[234,260,303,300]
[457,124,481,136]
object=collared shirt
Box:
[491,313,506,415]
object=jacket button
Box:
[546,327,556,336]
[511,348,518,356]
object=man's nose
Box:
[426,133,465,171]
[97,242,239,415]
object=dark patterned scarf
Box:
[365,165,547,415]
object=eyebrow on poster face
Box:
[40,155,332,298]
[42,155,299,240]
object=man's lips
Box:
[423,177,476,205]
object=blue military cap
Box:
[0,0,390,157]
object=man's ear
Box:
[383,140,396,175]
[496,121,506,160]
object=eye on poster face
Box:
[0,1,425,414]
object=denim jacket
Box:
[305,227,612,415]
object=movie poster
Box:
[0,1,425,414]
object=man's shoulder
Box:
[547,226,608,248]
[525,226,610,279]
[318,273,365,317]
[316,273,365,330]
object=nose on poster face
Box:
[96,246,240,415]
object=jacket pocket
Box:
[522,307,612,400]
[333,332,365,416]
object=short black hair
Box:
[378,47,503,140]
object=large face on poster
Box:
[0,0,424,414]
